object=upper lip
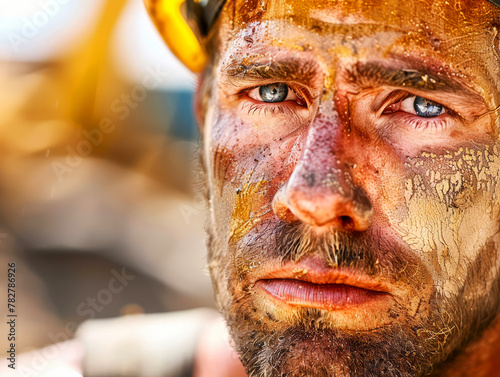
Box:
[253,257,391,294]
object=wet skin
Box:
[200,0,500,376]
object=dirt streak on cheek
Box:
[229,180,269,243]
[210,107,304,243]
[396,145,500,298]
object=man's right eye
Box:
[248,83,300,103]
[235,82,312,138]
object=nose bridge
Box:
[292,114,348,191]
[273,112,373,230]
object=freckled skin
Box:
[198,1,500,376]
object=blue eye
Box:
[398,95,446,118]
[259,83,288,103]
[413,96,444,118]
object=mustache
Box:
[273,222,379,272]
[239,220,411,278]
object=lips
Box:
[257,279,388,309]
[254,258,391,311]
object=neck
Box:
[434,312,500,376]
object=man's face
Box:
[201,0,500,375]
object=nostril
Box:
[339,216,354,228]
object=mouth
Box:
[257,279,389,310]
[254,258,392,312]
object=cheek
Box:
[392,147,500,297]
[208,109,308,244]
[209,109,305,181]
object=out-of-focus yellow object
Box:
[144,0,207,73]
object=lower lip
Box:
[256,279,388,310]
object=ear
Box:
[193,70,215,136]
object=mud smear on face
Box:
[399,145,500,299]
[230,180,268,243]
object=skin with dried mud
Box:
[198,1,500,376]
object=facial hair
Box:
[205,215,500,377]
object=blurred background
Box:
[0,0,213,356]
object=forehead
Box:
[222,0,495,24]
[217,0,500,99]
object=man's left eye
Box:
[248,83,299,103]
[400,96,446,117]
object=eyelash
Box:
[244,103,288,116]
[241,102,304,124]
[395,113,454,134]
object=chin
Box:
[224,312,441,377]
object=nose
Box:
[273,168,373,231]
[272,119,373,231]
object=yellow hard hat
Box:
[144,0,227,73]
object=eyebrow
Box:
[349,60,488,113]
[221,56,319,86]
[347,60,484,98]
